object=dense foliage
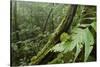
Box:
[11,0,96,66]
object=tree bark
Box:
[30,5,77,65]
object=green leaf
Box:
[50,41,71,53]
[91,21,96,31]
[50,42,66,52]
[73,43,83,62]
[51,28,94,62]
[83,28,94,61]
[71,28,94,61]
[70,28,84,51]
[63,42,71,53]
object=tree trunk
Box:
[42,7,53,33]
[13,0,20,42]
[30,5,77,65]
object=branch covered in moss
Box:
[30,5,77,65]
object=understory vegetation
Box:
[11,0,96,66]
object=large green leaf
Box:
[51,28,94,62]
[72,28,94,61]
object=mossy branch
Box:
[30,5,77,65]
